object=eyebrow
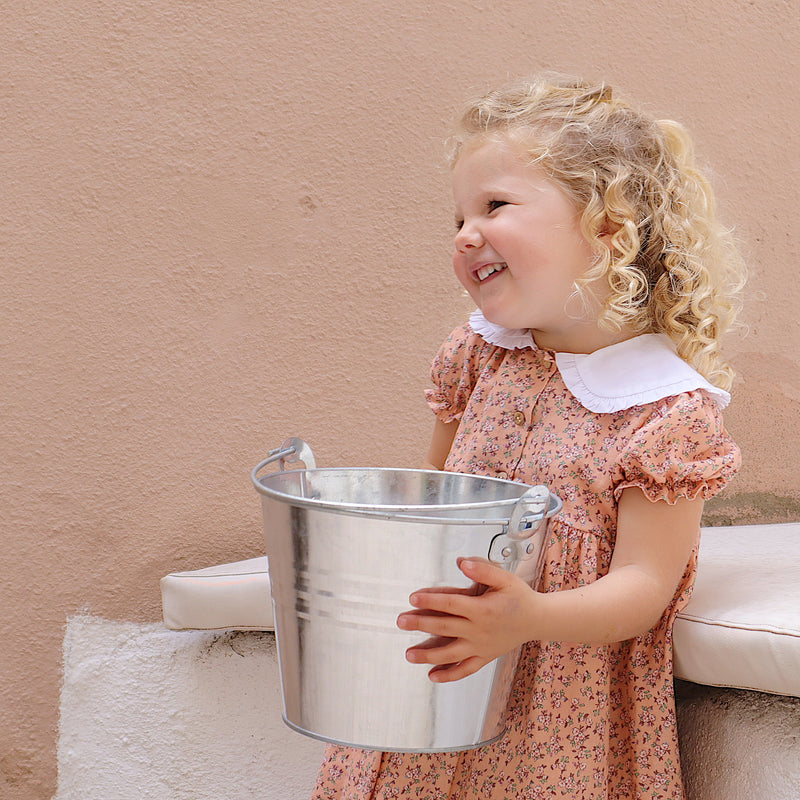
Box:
[477,177,532,197]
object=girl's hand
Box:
[396,557,538,683]
[397,489,703,669]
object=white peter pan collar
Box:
[469,309,730,412]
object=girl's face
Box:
[452,138,618,354]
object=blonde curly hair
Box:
[448,75,746,390]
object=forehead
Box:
[451,137,557,200]
[453,137,527,178]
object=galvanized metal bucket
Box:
[251,438,562,753]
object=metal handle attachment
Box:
[506,485,555,541]
[487,485,562,568]
[251,437,317,486]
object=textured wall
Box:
[54,618,325,800]
[2,1,799,798]
[676,681,800,800]
[52,619,800,800]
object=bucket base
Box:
[282,715,507,754]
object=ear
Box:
[595,217,623,253]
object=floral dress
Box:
[312,316,740,800]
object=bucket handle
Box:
[506,485,562,540]
[487,485,561,568]
[251,437,317,486]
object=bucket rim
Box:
[281,714,507,753]
[251,465,549,523]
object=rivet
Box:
[501,546,512,558]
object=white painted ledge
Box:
[55,615,324,800]
[55,615,800,800]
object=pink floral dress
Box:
[312,320,740,800]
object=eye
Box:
[454,217,464,231]
[487,199,508,213]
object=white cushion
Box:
[674,523,800,697]
[161,557,274,631]
[160,524,800,699]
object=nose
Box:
[454,220,484,253]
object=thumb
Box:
[457,556,512,588]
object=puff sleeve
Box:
[424,323,499,424]
[614,391,741,504]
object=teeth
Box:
[476,263,506,281]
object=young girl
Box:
[312,75,744,800]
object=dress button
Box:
[513,410,526,427]
[497,471,509,480]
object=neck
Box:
[531,324,638,354]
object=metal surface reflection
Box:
[252,439,561,752]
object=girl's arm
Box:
[421,419,459,470]
[397,486,704,682]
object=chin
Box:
[481,309,530,331]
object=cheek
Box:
[452,251,477,296]
[452,250,468,284]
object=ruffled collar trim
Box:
[468,309,730,413]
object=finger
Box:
[428,656,488,683]
[408,592,475,617]
[397,610,468,638]
[405,637,472,666]
[405,584,482,598]
[457,557,514,588]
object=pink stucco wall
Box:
[3,2,799,797]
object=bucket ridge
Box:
[253,450,561,752]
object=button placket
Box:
[503,406,534,480]
[506,363,558,479]
[494,352,554,481]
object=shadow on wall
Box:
[703,492,800,527]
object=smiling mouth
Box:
[476,263,508,282]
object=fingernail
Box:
[409,593,420,605]
[405,650,418,663]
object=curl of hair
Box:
[448,74,746,390]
